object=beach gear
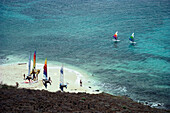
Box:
[22,80,38,84]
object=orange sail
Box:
[33,51,36,69]
[43,58,47,80]
[113,31,118,40]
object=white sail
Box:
[60,66,64,84]
[28,53,31,76]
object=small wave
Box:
[138,100,165,109]
[98,83,127,95]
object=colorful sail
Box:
[60,66,64,84]
[129,33,134,42]
[43,58,47,80]
[33,51,36,69]
[28,53,31,76]
[113,31,118,40]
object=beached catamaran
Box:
[129,33,136,44]
[23,52,33,83]
[42,58,52,88]
[60,66,67,91]
[113,31,120,42]
[23,51,40,83]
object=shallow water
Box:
[0,0,170,109]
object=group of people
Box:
[23,69,40,82]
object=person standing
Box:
[80,79,82,87]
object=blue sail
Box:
[28,53,31,76]
[129,33,134,42]
[60,67,64,85]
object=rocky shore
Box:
[0,84,169,113]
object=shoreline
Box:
[0,62,168,110]
[0,62,100,94]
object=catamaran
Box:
[112,31,120,42]
[42,58,52,88]
[60,66,67,91]
[129,33,136,44]
[23,53,33,83]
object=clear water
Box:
[0,0,170,109]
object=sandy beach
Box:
[0,63,100,94]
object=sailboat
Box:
[112,31,120,42]
[23,51,39,83]
[59,66,67,91]
[43,58,51,88]
[30,50,37,80]
[23,53,33,83]
[29,50,40,81]
[129,33,136,44]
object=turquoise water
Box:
[0,0,170,109]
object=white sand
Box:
[0,63,100,94]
